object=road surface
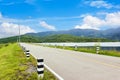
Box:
[21,43,120,80]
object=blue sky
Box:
[0,0,120,37]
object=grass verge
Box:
[0,43,57,80]
[42,45,120,57]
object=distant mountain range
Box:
[26,27,120,40]
[0,27,120,43]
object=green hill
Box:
[0,34,112,43]
[0,35,40,43]
[40,34,112,42]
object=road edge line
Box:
[44,64,64,80]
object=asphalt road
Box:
[21,43,120,80]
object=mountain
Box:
[0,27,120,43]
[26,27,120,40]
[103,27,120,40]
[27,29,103,38]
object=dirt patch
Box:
[25,62,36,74]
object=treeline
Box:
[0,36,18,43]
[0,34,113,43]
[40,34,112,42]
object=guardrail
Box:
[37,42,120,47]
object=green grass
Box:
[0,43,28,80]
[99,50,120,57]
[0,43,57,80]
[45,45,120,57]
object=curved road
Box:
[21,43,120,80]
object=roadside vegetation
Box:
[0,43,56,80]
[43,45,120,57]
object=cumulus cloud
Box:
[0,22,35,38]
[83,15,105,27]
[105,12,120,26]
[75,12,120,30]
[40,21,56,30]
[75,15,105,30]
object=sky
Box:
[0,0,120,38]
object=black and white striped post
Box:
[25,50,30,58]
[96,46,100,54]
[37,59,44,79]
[75,45,78,50]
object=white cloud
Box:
[0,22,35,38]
[90,1,112,9]
[40,21,56,30]
[75,12,120,30]
[96,12,109,16]
[75,24,99,30]
[75,15,105,30]
[83,15,105,27]
[105,12,120,26]
[0,12,36,38]
[86,0,120,9]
